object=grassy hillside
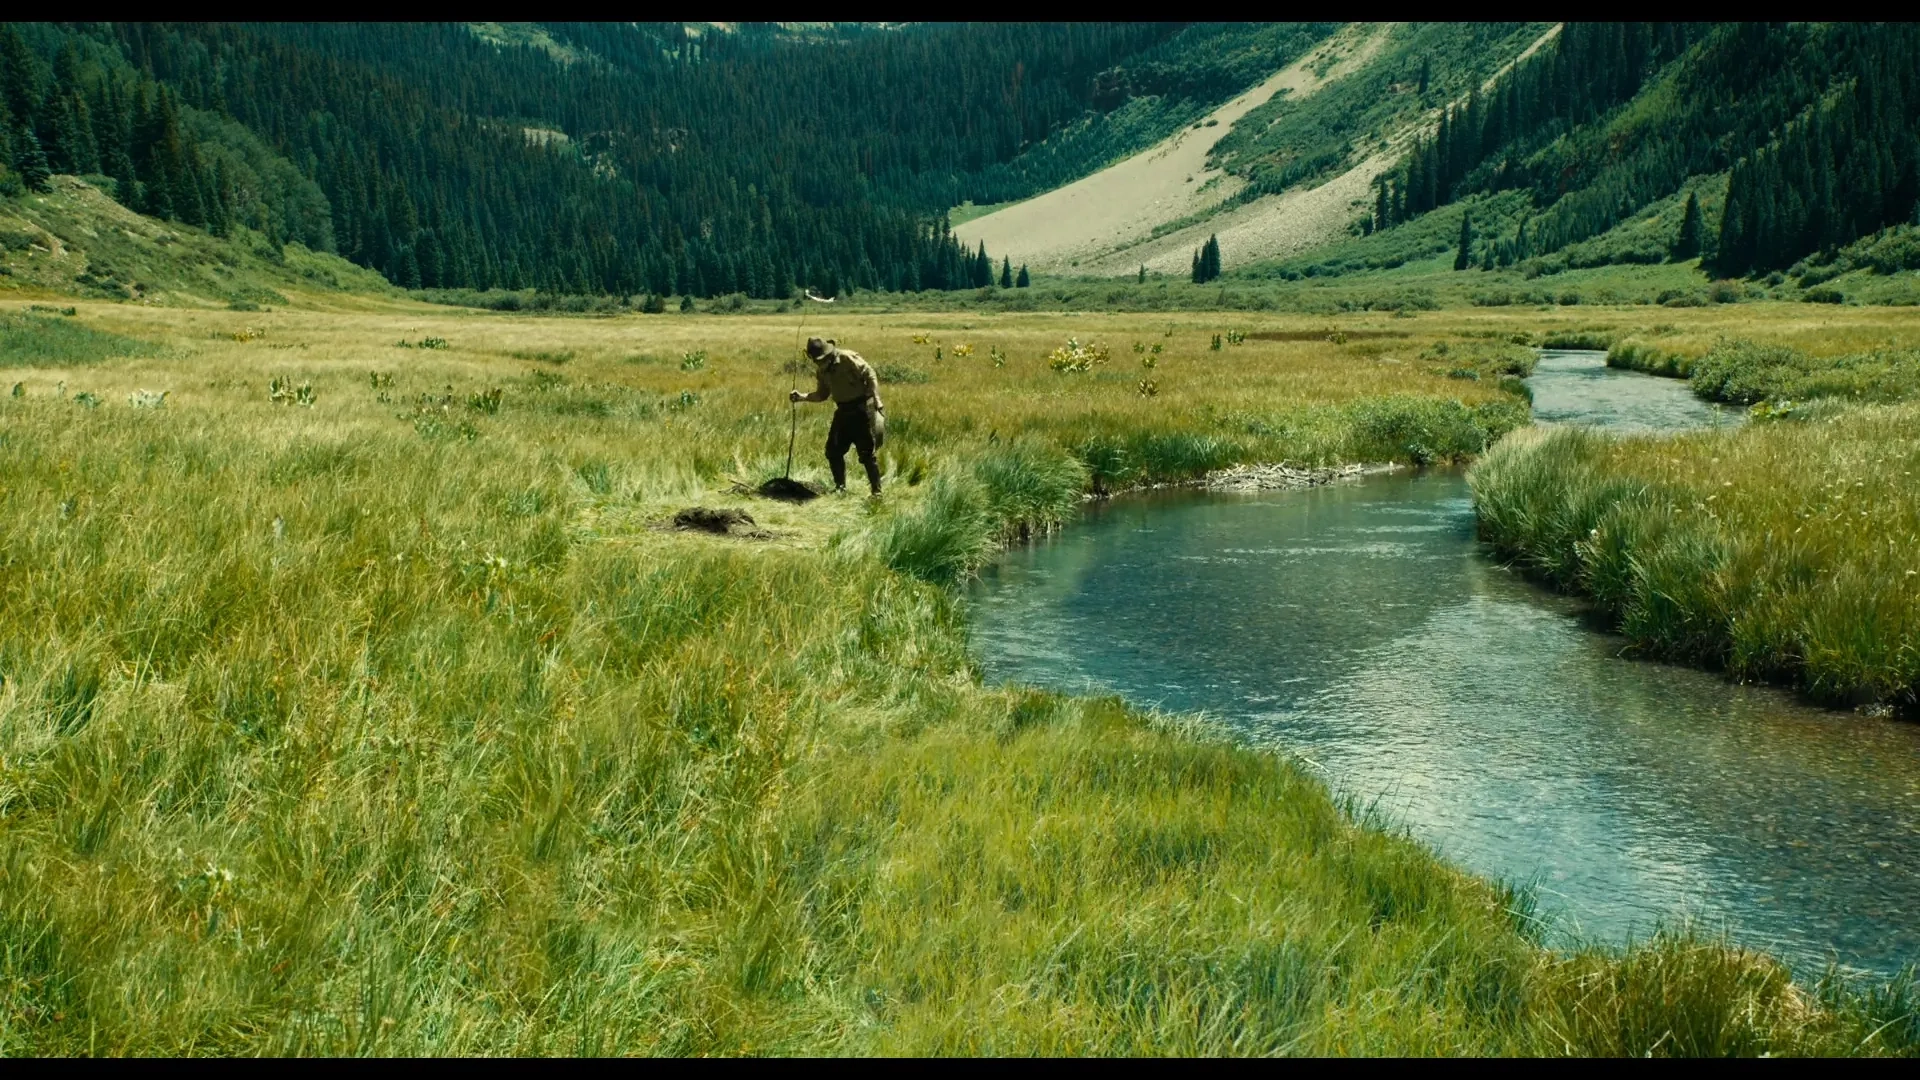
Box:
[957,22,1343,207]
[1209,22,1552,196]
[1,177,392,308]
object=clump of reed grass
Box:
[972,438,1088,541]
[1346,396,1528,466]
[868,440,1089,584]
[868,471,996,585]
[1421,338,1538,378]
[1538,329,1617,350]
[1606,338,1699,378]
[1611,337,1920,407]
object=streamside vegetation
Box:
[1479,303,1920,716]
[1472,409,1920,714]
[1609,338,1920,408]
[5,300,1917,1054]
[1484,318,1920,717]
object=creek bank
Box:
[1201,460,1402,492]
[1082,461,1402,502]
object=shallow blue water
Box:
[969,352,1920,975]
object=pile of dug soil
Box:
[755,476,821,502]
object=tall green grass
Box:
[1539,329,1618,350]
[1471,414,1920,712]
[1688,341,1920,406]
[870,439,1090,585]
[0,312,150,368]
[1065,397,1528,492]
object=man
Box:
[791,336,885,496]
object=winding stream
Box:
[970,351,1920,976]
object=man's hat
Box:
[806,337,832,360]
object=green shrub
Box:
[1853,227,1920,274]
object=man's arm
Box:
[862,362,883,412]
[795,368,831,403]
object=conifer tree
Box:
[0,26,37,129]
[1191,234,1222,283]
[1454,212,1473,271]
[1016,264,1030,287]
[1138,263,1147,283]
[1000,255,1012,288]
[1671,191,1702,261]
[13,122,50,192]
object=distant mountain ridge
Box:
[0,22,1329,299]
[3,22,1916,299]
[969,22,1920,285]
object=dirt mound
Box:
[754,477,821,502]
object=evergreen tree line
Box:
[115,21,1211,296]
[1371,22,1920,278]
[1715,25,1920,275]
[1376,23,1707,231]
[5,22,1206,297]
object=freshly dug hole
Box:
[673,506,758,534]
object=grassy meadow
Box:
[3,296,1920,1054]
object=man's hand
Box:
[789,390,804,403]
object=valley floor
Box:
[2,296,1917,1054]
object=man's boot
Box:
[864,458,883,497]
[830,456,847,492]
